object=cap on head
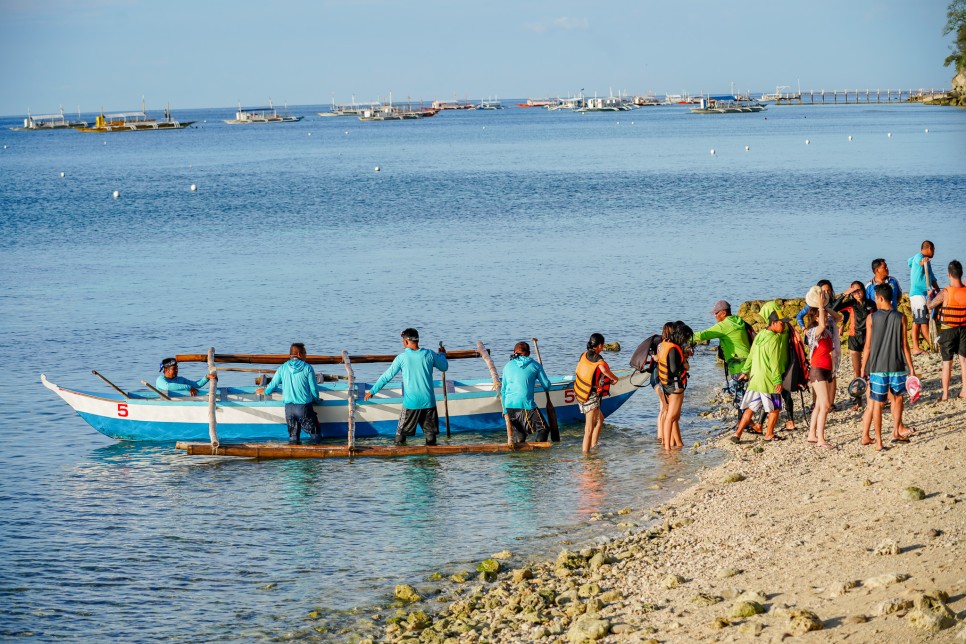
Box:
[768,311,782,324]
[160,357,177,372]
[710,300,731,315]
[401,328,419,342]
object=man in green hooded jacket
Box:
[732,308,787,443]
[692,300,752,375]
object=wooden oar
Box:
[140,380,172,401]
[91,370,131,399]
[439,342,451,438]
[531,338,560,442]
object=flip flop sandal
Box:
[729,436,741,444]
[763,435,785,442]
[892,436,910,443]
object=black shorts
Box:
[397,407,439,437]
[506,408,549,443]
[939,326,966,360]
[847,335,865,352]
[808,367,834,383]
[661,382,685,396]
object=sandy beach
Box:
[378,348,965,643]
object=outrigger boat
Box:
[225,100,302,124]
[10,107,87,131]
[690,95,766,114]
[75,100,193,132]
[41,346,639,443]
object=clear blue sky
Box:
[0,0,956,115]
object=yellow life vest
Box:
[657,342,688,387]
[574,352,601,403]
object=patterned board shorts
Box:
[868,372,906,403]
[397,407,439,437]
[578,393,600,414]
[739,389,782,414]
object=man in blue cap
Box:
[501,341,553,443]
[256,343,322,445]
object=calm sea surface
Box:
[0,102,963,640]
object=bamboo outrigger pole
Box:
[439,341,451,438]
[342,350,355,450]
[207,347,219,449]
[477,341,512,446]
[176,350,482,365]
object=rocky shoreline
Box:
[370,346,965,643]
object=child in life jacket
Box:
[574,333,620,453]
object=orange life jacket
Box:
[657,341,688,387]
[574,352,609,403]
[939,285,966,328]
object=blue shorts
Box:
[869,372,906,403]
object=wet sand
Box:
[379,350,965,643]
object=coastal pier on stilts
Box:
[774,88,948,105]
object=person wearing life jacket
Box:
[574,333,619,453]
[928,259,966,401]
[657,321,693,451]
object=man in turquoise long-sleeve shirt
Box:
[156,357,213,396]
[501,341,553,443]
[256,343,322,445]
[365,328,448,445]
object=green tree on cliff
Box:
[945,0,966,70]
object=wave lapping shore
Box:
[378,352,965,643]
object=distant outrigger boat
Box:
[10,107,87,131]
[75,100,193,132]
[477,97,504,110]
[632,95,660,107]
[225,100,301,124]
[432,99,476,110]
[41,348,639,442]
[575,94,636,113]
[516,98,556,108]
[690,95,766,114]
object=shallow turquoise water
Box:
[0,102,963,639]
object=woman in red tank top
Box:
[805,306,835,448]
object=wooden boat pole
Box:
[477,341,512,445]
[207,347,219,449]
[438,342,452,438]
[175,349,482,365]
[140,380,172,401]
[91,370,131,399]
[530,338,560,442]
[342,350,355,450]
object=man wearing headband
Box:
[365,328,448,446]
[156,358,214,397]
[256,343,322,445]
[501,341,553,443]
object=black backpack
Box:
[630,334,661,373]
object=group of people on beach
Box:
[630,240,966,452]
[150,241,964,453]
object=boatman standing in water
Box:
[364,328,448,446]
[501,341,553,443]
[255,343,322,445]
[156,357,214,397]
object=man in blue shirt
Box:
[256,343,322,445]
[156,357,214,396]
[365,328,448,446]
[500,341,553,443]
[907,240,939,355]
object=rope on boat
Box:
[207,347,220,450]
[342,350,356,450]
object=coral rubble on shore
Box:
[376,349,965,643]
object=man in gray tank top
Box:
[860,283,918,451]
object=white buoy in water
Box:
[113,190,120,199]
[308,132,311,136]
[345,131,349,135]
[631,121,634,125]
[805,139,810,145]
[887,132,892,138]
[925,128,929,133]
[190,184,197,191]
[744,146,750,151]
[710,149,715,155]
[60,172,65,178]
[374,166,380,172]
[848,135,853,141]
[2,145,6,150]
